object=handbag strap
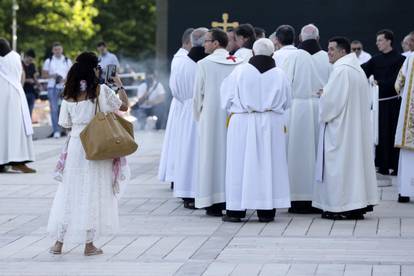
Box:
[94,84,101,115]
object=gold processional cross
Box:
[211,13,239,32]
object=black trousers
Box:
[226,209,276,219]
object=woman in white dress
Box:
[47,52,129,256]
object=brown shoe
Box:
[49,241,63,255]
[11,164,36,173]
[84,243,103,256]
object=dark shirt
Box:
[361,50,405,98]
[248,55,275,73]
[188,46,208,63]
[22,62,37,94]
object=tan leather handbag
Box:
[80,86,138,160]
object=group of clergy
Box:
[157,23,414,222]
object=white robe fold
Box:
[278,49,320,201]
[193,48,242,208]
[0,51,35,164]
[173,55,198,198]
[158,48,187,182]
[234,47,252,63]
[313,53,378,212]
[221,63,292,210]
[311,50,332,153]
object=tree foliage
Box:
[0,0,156,62]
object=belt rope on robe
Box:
[226,110,287,133]
[378,95,401,102]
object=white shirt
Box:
[137,81,165,108]
[98,51,120,72]
[357,50,372,64]
[43,55,72,88]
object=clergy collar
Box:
[249,55,276,73]
[279,45,297,51]
[205,48,243,65]
[298,39,322,55]
[188,46,208,62]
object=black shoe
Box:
[206,209,223,217]
[345,213,364,220]
[183,199,196,209]
[377,168,389,175]
[222,215,242,222]
[321,212,345,220]
[398,194,410,203]
[258,217,274,223]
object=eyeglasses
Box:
[352,47,362,51]
[204,39,214,43]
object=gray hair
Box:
[300,24,319,41]
[182,28,194,45]
[253,38,275,56]
[191,27,209,47]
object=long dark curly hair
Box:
[62,52,99,102]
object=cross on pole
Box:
[211,13,239,32]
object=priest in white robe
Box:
[158,28,193,186]
[299,24,332,161]
[234,24,256,63]
[173,28,208,208]
[193,28,243,216]
[0,38,35,173]
[272,25,298,67]
[313,37,378,220]
[394,53,414,203]
[221,38,292,223]
[274,25,321,213]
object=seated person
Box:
[131,71,166,130]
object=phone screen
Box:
[105,64,117,83]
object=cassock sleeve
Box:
[193,62,206,121]
[220,69,237,112]
[319,68,349,123]
[169,61,179,100]
[361,58,373,78]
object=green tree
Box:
[92,0,156,59]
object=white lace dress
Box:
[47,84,127,244]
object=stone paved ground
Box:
[0,131,413,276]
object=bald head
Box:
[253,38,275,56]
[191,27,208,47]
[300,24,319,42]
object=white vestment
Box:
[278,49,320,201]
[234,47,252,63]
[158,48,187,182]
[311,50,332,152]
[173,55,198,198]
[193,48,242,208]
[0,51,35,164]
[273,45,298,68]
[358,50,372,65]
[221,63,292,210]
[402,51,412,58]
[395,55,414,196]
[313,53,378,212]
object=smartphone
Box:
[105,64,117,83]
